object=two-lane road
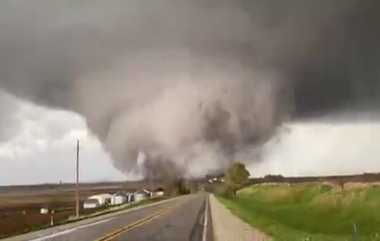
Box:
[4,194,213,241]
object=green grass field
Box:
[218,183,380,241]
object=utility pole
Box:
[75,139,80,218]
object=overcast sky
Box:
[0,0,379,185]
[1,91,379,185]
[251,120,380,177]
[0,92,128,185]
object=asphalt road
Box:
[4,193,212,241]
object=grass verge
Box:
[218,183,380,241]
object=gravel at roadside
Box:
[209,195,271,241]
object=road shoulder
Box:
[209,195,271,241]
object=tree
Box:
[224,162,250,198]
[175,178,191,195]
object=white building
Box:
[40,208,49,214]
[83,199,100,209]
[152,188,165,198]
[134,191,149,202]
[87,194,113,206]
[155,191,165,197]
[111,193,127,206]
[126,192,134,203]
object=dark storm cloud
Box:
[0,92,21,142]
[289,0,380,116]
[0,0,379,177]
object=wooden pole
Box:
[75,139,80,218]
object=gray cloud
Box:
[0,96,126,185]
[0,91,22,142]
[0,0,379,178]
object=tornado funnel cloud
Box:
[0,0,379,178]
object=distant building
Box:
[86,194,113,206]
[111,193,127,206]
[152,188,165,198]
[145,189,155,197]
[207,175,225,184]
[125,192,135,203]
[40,208,49,215]
[134,190,150,202]
[83,199,100,209]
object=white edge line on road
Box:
[29,218,114,241]
[202,196,209,241]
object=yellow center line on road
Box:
[95,204,179,241]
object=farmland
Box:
[0,181,151,238]
[218,182,380,241]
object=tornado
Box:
[0,0,379,178]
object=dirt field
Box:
[0,182,129,238]
[0,179,189,238]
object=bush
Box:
[320,185,333,193]
[220,186,236,199]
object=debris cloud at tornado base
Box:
[0,0,379,178]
